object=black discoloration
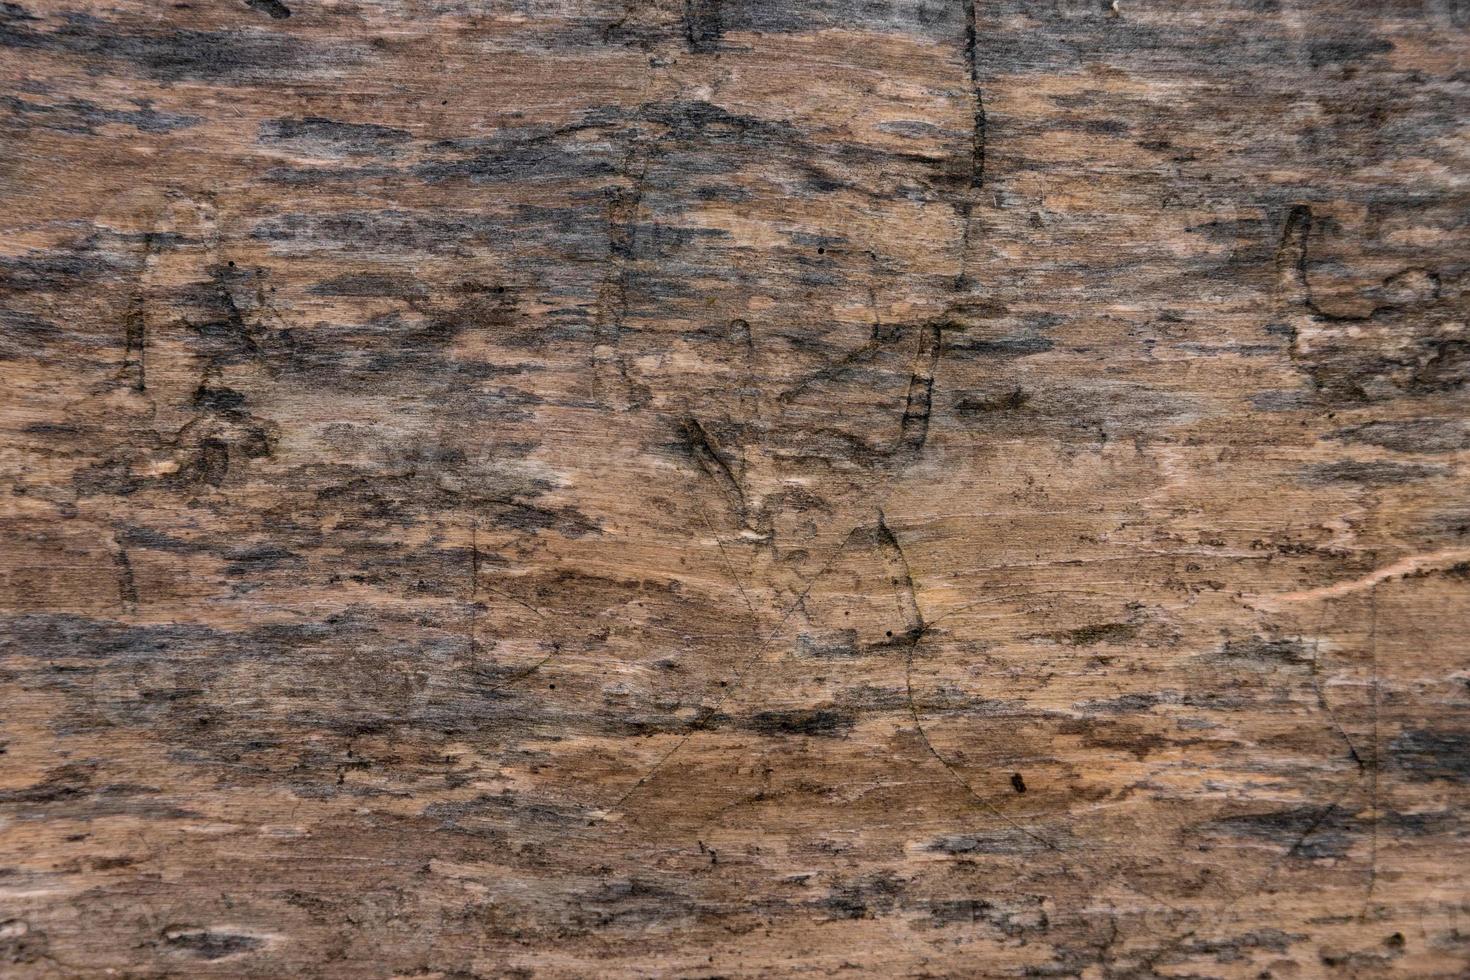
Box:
[1301,461,1449,487]
[191,384,248,414]
[955,387,1029,413]
[1,95,198,133]
[1203,806,1355,860]
[414,133,619,186]
[1180,930,1303,963]
[3,0,1466,972]
[261,117,414,156]
[1329,419,1470,455]
[1045,623,1136,646]
[0,11,344,84]
[682,0,722,53]
[1216,636,1310,665]
[1390,730,1470,783]
[243,0,291,18]
[962,0,984,188]
[223,545,303,577]
[0,765,91,804]
[819,873,902,920]
[926,830,1051,856]
[0,246,125,294]
[113,547,138,611]
[928,896,1048,936]
[796,630,860,659]
[709,0,961,40]
[254,210,514,255]
[1307,37,1393,68]
[746,709,855,737]
[306,272,427,299]
[162,929,264,959]
[171,439,230,488]
[1076,692,1172,714]
[0,308,63,360]
[944,331,1053,359]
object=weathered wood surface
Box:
[2,0,1469,976]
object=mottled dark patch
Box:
[746,708,854,737]
[1202,806,1354,859]
[715,0,962,39]
[1180,929,1303,964]
[0,308,62,359]
[161,929,264,959]
[0,614,223,663]
[1329,419,1470,455]
[1390,730,1470,783]
[818,872,902,920]
[0,12,351,84]
[1216,636,1311,666]
[1251,388,1313,412]
[261,116,413,156]
[1044,622,1136,646]
[955,387,1030,413]
[1307,37,1393,68]
[306,272,428,299]
[1076,691,1173,714]
[1301,461,1449,487]
[682,0,722,52]
[1,95,198,133]
[0,246,124,294]
[795,630,860,659]
[424,793,594,830]
[243,0,291,19]
[926,829,1050,856]
[928,896,1048,936]
[945,332,1054,359]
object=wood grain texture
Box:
[2,0,1468,976]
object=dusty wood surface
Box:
[2,0,1469,976]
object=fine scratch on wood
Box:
[593,140,651,411]
[468,521,478,657]
[1250,549,1470,608]
[1308,601,1366,768]
[691,492,759,627]
[884,513,1188,919]
[607,525,861,814]
[1365,584,1381,912]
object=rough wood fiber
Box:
[1,0,1468,976]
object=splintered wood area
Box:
[1,0,1468,977]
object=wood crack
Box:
[962,0,986,190]
[896,322,942,456]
